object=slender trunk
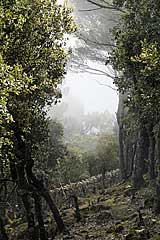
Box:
[117,94,127,180]
[40,189,65,233]
[119,125,127,179]
[16,163,37,240]
[125,141,130,175]
[21,193,38,240]
[148,124,156,180]
[125,143,137,179]
[12,126,38,239]
[133,126,145,189]
[26,159,65,233]
[154,126,160,213]
[12,122,65,234]
[34,193,48,240]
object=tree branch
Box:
[77,33,115,48]
[96,80,117,92]
[81,65,115,79]
[86,0,126,13]
[78,7,102,12]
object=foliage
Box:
[46,118,118,183]
[54,145,89,184]
[63,133,119,180]
[70,0,119,67]
[110,0,160,188]
[0,0,75,236]
[47,119,67,169]
[0,0,75,176]
[96,134,119,173]
[111,0,160,122]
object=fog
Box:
[49,63,118,118]
[64,71,118,114]
[54,0,118,116]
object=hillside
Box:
[8,181,160,240]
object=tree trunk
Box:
[15,161,38,240]
[117,94,127,180]
[133,126,145,189]
[10,118,65,237]
[21,193,38,240]
[40,189,65,233]
[154,125,160,213]
[13,126,37,239]
[148,124,156,180]
[25,158,65,233]
[34,193,48,240]
[119,125,127,179]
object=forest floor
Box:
[57,182,160,240]
[8,181,160,240]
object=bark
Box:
[154,126,160,213]
[125,141,130,174]
[125,143,137,179]
[11,120,65,235]
[119,125,127,179]
[11,128,39,239]
[21,193,38,240]
[25,158,65,233]
[15,160,38,239]
[133,126,146,189]
[34,193,47,240]
[148,124,156,180]
[117,94,127,180]
[40,188,65,233]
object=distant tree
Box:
[96,134,119,181]
[83,111,116,135]
[55,145,89,184]
[70,0,119,69]
[47,120,66,169]
[85,151,99,176]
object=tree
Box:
[55,145,89,184]
[68,0,119,81]
[47,119,66,169]
[0,0,75,238]
[110,0,160,190]
[83,111,116,135]
[96,134,119,173]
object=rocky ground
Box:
[8,182,160,240]
[58,183,160,240]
